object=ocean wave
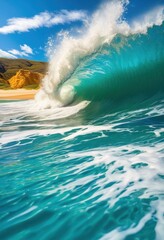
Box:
[35,0,164,108]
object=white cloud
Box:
[8,49,28,57]
[0,10,87,34]
[20,44,33,54]
[0,49,17,58]
[0,44,33,59]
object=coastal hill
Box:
[0,58,48,89]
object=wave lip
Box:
[35,0,164,108]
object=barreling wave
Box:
[35,0,164,108]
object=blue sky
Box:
[0,0,163,62]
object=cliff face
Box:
[8,70,44,89]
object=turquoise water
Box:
[0,24,164,240]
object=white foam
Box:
[130,6,164,34]
[0,100,90,146]
[35,0,164,109]
[100,213,152,240]
[154,128,164,137]
[66,142,164,238]
[59,84,75,106]
[155,200,164,240]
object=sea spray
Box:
[35,0,164,108]
[1,2,164,239]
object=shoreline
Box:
[0,89,38,100]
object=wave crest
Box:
[35,0,164,108]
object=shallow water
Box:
[0,95,164,240]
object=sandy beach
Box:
[0,89,38,100]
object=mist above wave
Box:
[35,0,164,109]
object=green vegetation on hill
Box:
[0,58,48,89]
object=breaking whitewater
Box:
[0,1,164,239]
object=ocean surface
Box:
[0,2,164,240]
